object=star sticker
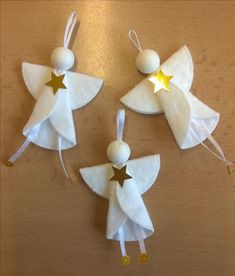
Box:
[110,165,132,187]
[148,69,173,93]
[45,72,67,95]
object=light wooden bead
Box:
[136,49,160,74]
[107,141,131,166]
[51,47,74,71]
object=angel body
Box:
[121,31,233,170]
[80,155,160,240]
[22,61,103,150]
[80,110,160,264]
[121,45,219,149]
[7,12,103,175]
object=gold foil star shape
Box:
[110,165,132,187]
[45,72,67,95]
[148,69,173,93]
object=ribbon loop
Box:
[117,109,125,141]
[64,11,78,48]
[128,30,143,52]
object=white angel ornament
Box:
[7,12,103,176]
[121,30,233,173]
[80,110,160,265]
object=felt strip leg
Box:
[118,226,130,265]
[6,138,31,166]
[191,121,234,174]
[58,136,69,178]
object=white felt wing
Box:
[120,78,163,114]
[67,71,103,110]
[160,46,194,93]
[126,154,160,195]
[22,62,53,100]
[120,46,194,114]
[80,163,113,199]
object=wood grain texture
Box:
[1,1,235,275]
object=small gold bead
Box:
[140,253,148,264]
[122,255,130,265]
[5,161,13,167]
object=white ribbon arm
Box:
[6,138,31,166]
[117,109,125,141]
[58,136,69,178]
[128,30,143,52]
[63,11,78,48]
[6,127,39,166]
[191,121,234,174]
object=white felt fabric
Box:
[125,155,160,194]
[22,62,52,100]
[160,46,194,93]
[22,62,103,150]
[68,71,103,110]
[120,46,194,114]
[121,78,163,114]
[157,83,220,149]
[80,163,113,199]
[80,154,160,241]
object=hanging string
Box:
[63,11,78,49]
[58,136,69,178]
[128,30,143,52]
[117,109,125,141]
[191,121,234,174]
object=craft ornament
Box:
[80,110,160,265]
[121,30,234,173]
[6,12,104,176]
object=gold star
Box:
[45,72,67,95]
[148,69,173,93]
[110,165,132,187]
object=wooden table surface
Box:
[1,1,235,276]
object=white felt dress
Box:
[80,154,160,241]
[22,62,103,150]
[120,46,220,149]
